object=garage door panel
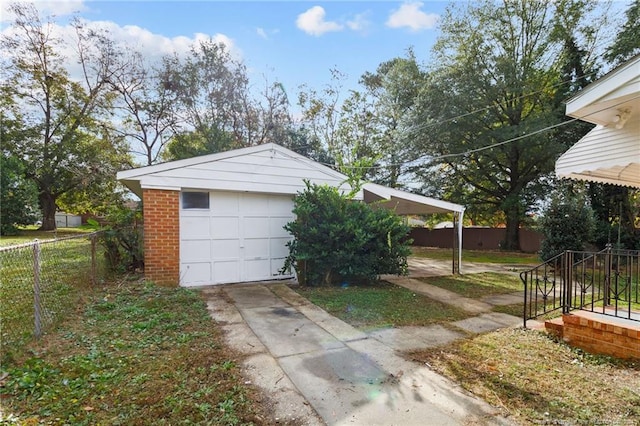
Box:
[269,217,292,237]
[241,194,269,213]
[213,261,240,284]
[211,192,239,215]
[181,216,211,239]
[181,240,211,261]
[244,258,270,281]
[211,239,240,259]
[271,258,289,276]
[244,238,269,258]
[270,238,291,258]
[181,262,212,285]
[211,217,240,239]
[269,196,294,215]
[244,217,270,238]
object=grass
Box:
[293,280,469,330]
[408,328,640,425]
[294,271,640,425]
[411,247,540,265]
[417,272,523,299]
[0,281,274,425]
[0,227,94,246]
[0,235,105,358]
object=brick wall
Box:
[142,189,180,286]
[562,312,640,360]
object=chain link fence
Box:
[1,232,106,359]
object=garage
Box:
[117,143,356,287]
[117,143,465,287]
[180,191,295,286]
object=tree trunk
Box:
[38,191,57,231]
[503,207,521,251]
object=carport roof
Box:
[363,182,465,215]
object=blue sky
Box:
[3,1,449,98]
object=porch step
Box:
[544,317,564,338]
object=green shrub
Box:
[282,181,411,286]
[95,205,143,273]
[539,193,595,261]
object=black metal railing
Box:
[520,247,640,327]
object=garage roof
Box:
[117,143,357,199]
[117,143,466,215]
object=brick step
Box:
[544,317,564,338]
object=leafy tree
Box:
[282,181,411,286]
[359,50,427,188]
[298,69,381,187]
[0,155,39,235]
[110,54,181,166]
[1,3,130,230]
[588,0,640,250]
[588,184,640,250]
[414,0,604,250]
[604,0,640,65]
[539,189,595,260]
[160,41,294,161]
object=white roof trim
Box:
[117,143,346,182]
[363,182,465,214]
[565,54,640,123]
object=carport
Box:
[362,182,466,274]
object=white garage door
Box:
[179,191,296,286]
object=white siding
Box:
[556,120,640,188]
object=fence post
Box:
[91,233,97,286]
[562,251,572,314]
[604,243,612,306]
[33,239,42,339]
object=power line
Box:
[318,93,640,170]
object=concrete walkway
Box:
[200,258,525,425]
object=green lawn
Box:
[417,272,523,299]
[1,281,271,425]
[293,281,470,330]
[293,272,640,426]
[411,247,540,265]
[1,234,106,358]
[0,227,93,246]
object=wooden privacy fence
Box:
[410,227,542,252]
[0,232,105,355]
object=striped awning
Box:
[556,120,640,188]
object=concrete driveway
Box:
[200,259,518,425]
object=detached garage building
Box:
[117,143,465,287]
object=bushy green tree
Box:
[283,182,411,286]
[0,155,39,235]
[539,192,595,260]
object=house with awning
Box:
[556,54,640,188]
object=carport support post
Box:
[457,210,464,274]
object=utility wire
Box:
[316,93,640,170]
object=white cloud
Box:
[346,11,371,33]
[256,27,267,39]
[296,6,343,36]
[386,1,439,32]
[2,0,87,23]
[1,15,240,81]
